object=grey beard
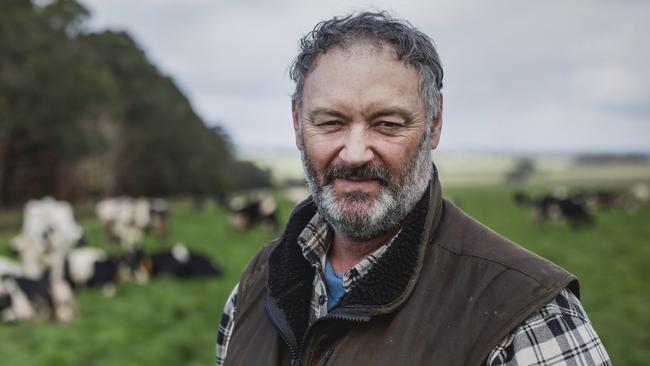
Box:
[300,132,433,240]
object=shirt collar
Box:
[296,212,399,290]
[296,212,331,267]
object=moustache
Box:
[324,162,391,185]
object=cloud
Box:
[571,65,649,112]
[81,0,650,153]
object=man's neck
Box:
[328,227,400,274]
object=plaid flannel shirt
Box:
[216,213,610,365]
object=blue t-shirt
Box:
[324,260,345,310]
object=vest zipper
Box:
[300,309,372,365]
[266,290,372,365]
[264,295,300,364]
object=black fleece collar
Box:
[267,170,443,345]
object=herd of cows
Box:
[3,183,643,323]
[513,184,649,228]
[0,188,302,325]
[0,194,275,324]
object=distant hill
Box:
[242,149,650,187]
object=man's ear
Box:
[430,96,443,150]
[292,100,302,150]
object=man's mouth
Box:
[323,162,389,192]
[333,177,379,192]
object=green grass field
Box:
[0,186,648,365]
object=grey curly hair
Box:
[289,11,444,121]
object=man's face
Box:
[293,41,442,240]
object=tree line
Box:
[0,0,271,206]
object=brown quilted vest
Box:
[224,175,579,366]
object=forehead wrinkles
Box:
[307,45,412,84]
[305,40,394,79]
[302,44,423,116]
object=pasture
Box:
[0,183,648,365]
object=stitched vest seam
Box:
[434,242,564,291]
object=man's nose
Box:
[339,124,374,167]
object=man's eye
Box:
[318,120,342,127]
[376,121,403,129]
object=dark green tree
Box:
[0,0,270,205]
[0,0,113,205]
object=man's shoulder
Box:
[238,239,280,294]
[243,239,280,272]
[433,198,578,295]
[434,197,548,265]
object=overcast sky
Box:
[81,0,649,154]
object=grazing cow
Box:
[573,190,622,211]
[0,275,41,322]
[229,193,279,232]
[96,197,145,251]
[11,197,85,279]
[147,244,222,279]
[0,273,76,323]
[556,197,594,228]
[63,248,150,292]
[63,247,112,289]
[96,197,169,251]
[531,194,594,228]
[4,198,83,322]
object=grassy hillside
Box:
[0,187,648,365]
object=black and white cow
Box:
[63,248,149,293]
[0,273,76,323]
[530,194,594,228]
[229,193,279,232]
[0,275,53,322]
[96,197,169,251]
[11,197,85,279]
[147,244,222,279]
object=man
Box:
[217,12,610,365]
